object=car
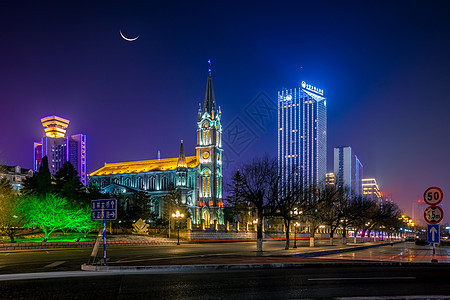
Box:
[415,239,429,246]
[405,236,415,241]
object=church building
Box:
[89,68,224,225]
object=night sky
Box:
[1,1,449,222]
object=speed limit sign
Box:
[424,205,444,224]
[423,187,443,206]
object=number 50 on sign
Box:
[423,187,443,206]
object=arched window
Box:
[152,200,160,216]
[161,176,168,190]
[113,178,119,184]
[124,177,131,187]
[148,177,155,191]
[137,177,143,189]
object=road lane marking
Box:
[109,252,245,264]
[308,277,415,281]
[44,261,66,268]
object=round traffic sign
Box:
[424,205,444,224]
[423,187,443,205]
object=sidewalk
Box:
[81,240,403,271]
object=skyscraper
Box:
[33,116,87,185]
[278,81,327,187]
[333,146,363,198]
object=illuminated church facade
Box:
[89,69,224,225]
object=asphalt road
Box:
[1,265,450,299]
[0,241,448,275]
[0,240,345,274]
[320,241,450,263]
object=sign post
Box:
[423,187,444,263]
[90,199,117,265]
[427,224,440,243]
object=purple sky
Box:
[1,1,449,223]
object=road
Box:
[1,241,449,275]
[1,265,450,299]
[318,241,450,263]
[0,240,348,274]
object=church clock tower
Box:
[196,62,224,225]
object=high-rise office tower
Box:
[33,116,87,185]
[333,146,363,198]
[362,178,382,204]
[278,81,327,187]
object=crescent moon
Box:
[120,30,139,42]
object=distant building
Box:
[333,146,363,198]
[278,81,327,187]
[89,68,224,226]
[33,116,87,185]
[412,198,427,226]
[362,178,382,205]
[0,165,33,191]
[325,173,335,186]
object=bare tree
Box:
[317,184,348,245]
[350,197,378,243]
[274,176,305,249]
[228,156,278,252]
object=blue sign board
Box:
[91,198,117,221]
[427,224,440,243]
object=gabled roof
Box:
[89,156,198,176]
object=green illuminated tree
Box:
[70,206,101,238]
[21,194,75,241]
[0,178,25,242]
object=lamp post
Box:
[290,208,303,248]
[172,210,184,245]
[293,221,300,248]
[253,219,258,231]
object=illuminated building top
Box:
[40,115,70,138]
[301,81,323,95]
[89,156,199,176]
[362,178,382,199]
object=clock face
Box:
[203,151,210,159]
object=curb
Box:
[290,241,402,257]
[81,260,447,272]
[0,240,178,250]
[80,241,408,272]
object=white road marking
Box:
[308,277,415,281]
[44,261,66,268]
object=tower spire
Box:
[177,140,188,169]
[203,59,216,114]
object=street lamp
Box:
[172,210,184,245]
[293,221,300,248]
